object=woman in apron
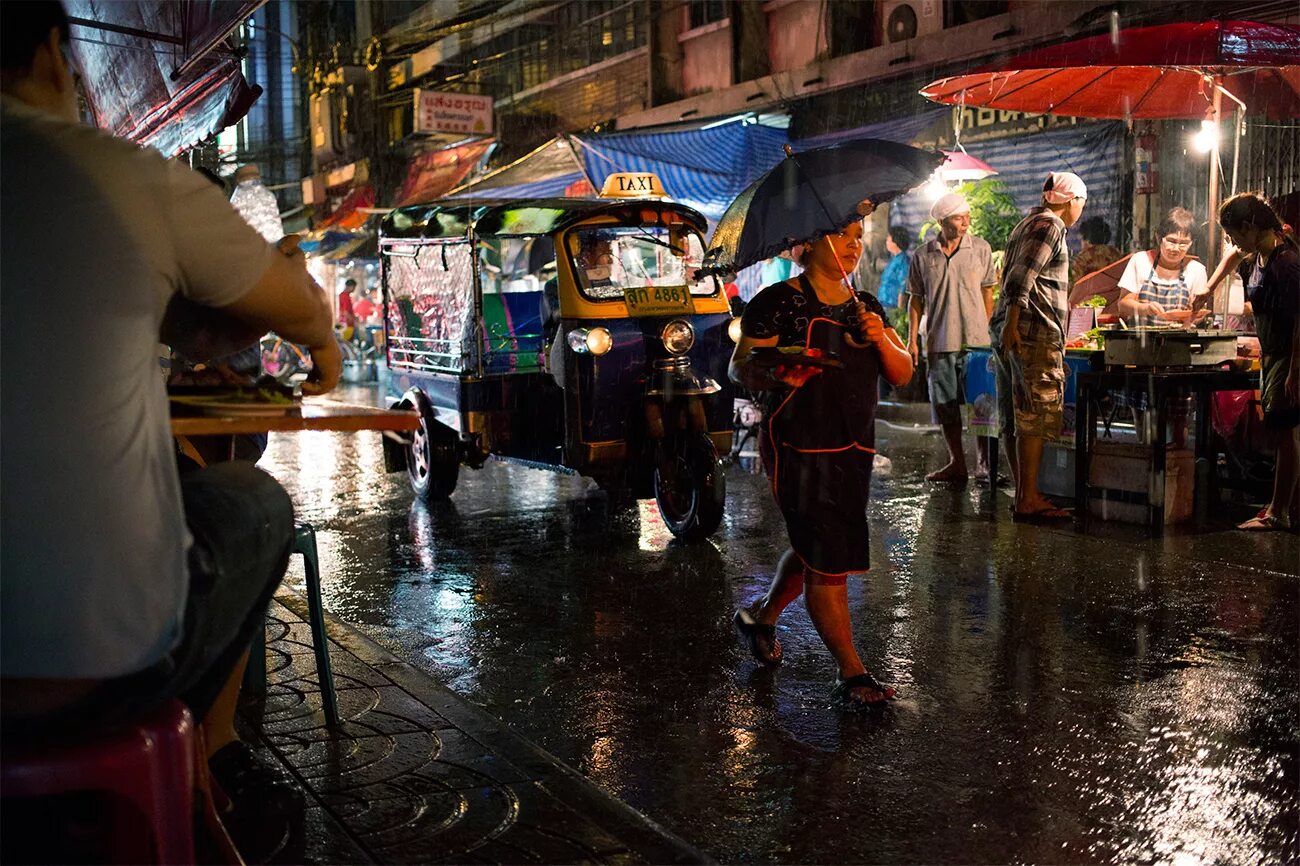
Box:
[728,218,913,709]
[1116,207,1209,324]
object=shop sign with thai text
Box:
[413,89,493,136]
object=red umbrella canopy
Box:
[921,20,1300,120]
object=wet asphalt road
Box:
[263,386,1298,864]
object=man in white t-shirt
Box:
[1,3,340,855]
[1115,207,1210,324]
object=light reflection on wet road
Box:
[262,387,1298,864]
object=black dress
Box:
[741,276,885,575]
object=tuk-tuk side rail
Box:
[389,335,469,375]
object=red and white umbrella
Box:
[921,20,1300,121]
[937,150,998,182]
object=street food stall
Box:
[927,19,1298,531]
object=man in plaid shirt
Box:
[989,171,1088,522]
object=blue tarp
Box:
[447,137,589,201]
[573,119,790,222]
[889,122,1125,246]
[450,172,588,201]
[793,109,949,151]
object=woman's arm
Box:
[852,301,913,386]
[1205,246,1245,297]
[877,323,914,386]
[729,333,821,391]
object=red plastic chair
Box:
[1,698,197,864]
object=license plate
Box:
[622,285,696,317]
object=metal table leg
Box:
[1076,380,1092,529]
[1194,382,1214,527]
[1150,380,1168,534]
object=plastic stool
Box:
[245,522,339,726]
[0,699,196,864]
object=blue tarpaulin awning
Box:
[887,122,1124,241]
[573,117,790,222]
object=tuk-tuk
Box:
[379,173,736,540]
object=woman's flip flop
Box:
[733,608,782,667]
[831,672,896,709]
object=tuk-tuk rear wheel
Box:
[409,404,459,501]
[654,432,725,541]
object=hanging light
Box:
[924,174,949,201]
[1192,119,1220,154]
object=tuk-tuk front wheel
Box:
[409,403,460,501]
[654,432,725,541]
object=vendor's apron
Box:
[1136,258,1191,326]
[764,276,879,575]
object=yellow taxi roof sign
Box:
[599,172,667,199]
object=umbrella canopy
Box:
[921,20,1300,120]
[701,138,944,276]
[938,150,998,182]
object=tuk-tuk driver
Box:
[543,232,615,385]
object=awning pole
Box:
[1206,84,1222,269]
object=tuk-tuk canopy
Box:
[380,198,709,243]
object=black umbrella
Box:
[700,138,945,277]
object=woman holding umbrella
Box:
[730,213,914,708]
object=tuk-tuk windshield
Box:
[569,227,714,302]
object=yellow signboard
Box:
[623,285,696,317]
[600,172,667,199]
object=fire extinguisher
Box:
[1135,133,1158,195]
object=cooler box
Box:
[1088,441,1194,525]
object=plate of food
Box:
[749,346,844,369]
[169,385,299,416]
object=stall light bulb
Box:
[1192,120,1220,153]
[924,176,949,201]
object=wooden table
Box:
[170,398,418,726]
[1074,367,1258,533]
[169,399,419,437]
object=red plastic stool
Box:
[1,699,197,864]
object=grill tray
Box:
[1102,328,1238,368]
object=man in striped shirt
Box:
[988,171,1088,522]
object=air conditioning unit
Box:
[879,0,942,44]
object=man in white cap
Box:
[989,171,1087,522]
[907,191,999,483]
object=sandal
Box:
[925,468,969,485]
[1011,504,1073,524]
[1237,509,1288,531]
[831,672,896,708]
[733,608,782,667]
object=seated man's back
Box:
[0,97,277,682]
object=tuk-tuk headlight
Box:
[585,327,613,356]
[567,327,613,356]
[661,320,695,355]
[727,316,743,343]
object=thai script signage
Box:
[413,89,493,136]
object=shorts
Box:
[1261,354,1300,430]
[994,339,1065,439]
[927,350,970,426]
[9,462,294,735]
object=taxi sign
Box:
[623,284,696,317]
[600,172,667,199]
